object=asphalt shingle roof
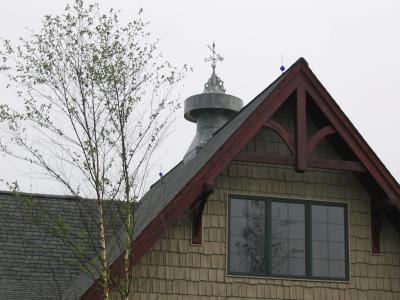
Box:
[0,192,100,300]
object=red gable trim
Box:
[301,68,400,205]
[81,58,400,299]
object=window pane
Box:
[329,242,345,260]
[289,203,305,221]
[311,205,346,278]
[271,202,305,276]
[328,206,344,224]
[272,202,287,220]
[312,259,328,277]
[229,198,266,274]
[312,205,327,223]
[312,241,328,259]
[329,224,345,242]
[329,260,346,278]
[289,258,305,275]
[312,223,327,241]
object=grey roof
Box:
[63,59,297,299]
[0,192,102,300]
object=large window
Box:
[228,196,348,280]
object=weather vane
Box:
[204,42,224,71]
[203,42,226,94]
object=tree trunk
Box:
[98,202,110,300]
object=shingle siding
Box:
[111,162,400,299]
[111,112,400,299]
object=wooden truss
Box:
[234,82,364,173]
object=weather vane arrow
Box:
[203,42,226,94]
[204,42,224,71]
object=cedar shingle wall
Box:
[113,164,400,299]
[112,112,400,299]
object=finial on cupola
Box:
[203,42,226,94]
[183,42,243,163]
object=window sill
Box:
[225,272,351,284]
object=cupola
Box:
[183,43,243,163]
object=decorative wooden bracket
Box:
[191,181,215,245]
[371,209,385,254]
[264,120,295,155]
[307,126,336,154]
[371,198,393,254]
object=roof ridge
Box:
[0,190,96,201]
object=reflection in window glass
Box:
[229,198,266,274]
[271,202,305,276]
[311,205,346,278]
[228,197,347,280]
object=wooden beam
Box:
[308,157,365,172]
[371,209,384,254]
[264,120,295,155]
[191,182,215,245]
[234,152,365,173]
[234,152,295,166]
[307,126,336,154]
[296,85,307,171]
[371,197,394,214]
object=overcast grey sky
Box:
[0,0,399,194]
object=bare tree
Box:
[0,1,187,299]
